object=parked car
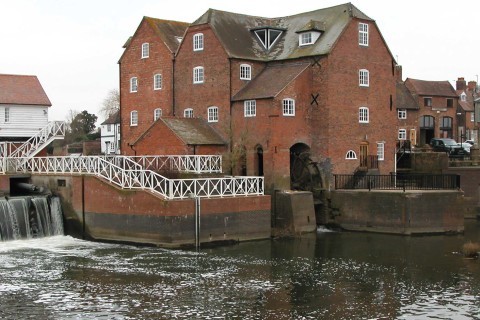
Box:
[458,142,471,154]
[430,138,466,155]
[465,139,475,146]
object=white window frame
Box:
[359,22,369,46]
[240,64,251,80]
[193,33,204,51]
[359,107,369,123]
[154,108,162,121]
[377,142,385,161]
[130,77,138,93]
[359,69,369,87]
[471,112,475,122]
[184,108,194,118]
[299,32,313,46]
[346,150,357,159]
[141,43,149,58]
[153,74,162,90]
[130,110,138,126]
[282,98,295,116]
[193,66,204,84]
[4,107,10,123]
[398,129,407,140]
[398,109,407,119]
[244,100,256,117]
[207,106,218,122]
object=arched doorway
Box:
[420,115,435,145]
[290,143,313,190]
[254,145,264,176]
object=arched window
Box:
[240,64,251,80]
[359,107,369,123]
[193,66,204,84]
[130,77,138,92]
[153,74,162,90]
[207,106,218,122]
[346,150,357,159]
[130,110,138,126]
[193,33,204,51]
[359,69,369,87]
[154,108,162,121]
[184,108,194,118]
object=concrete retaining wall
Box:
[327,190,464,234]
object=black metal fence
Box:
[334,173,460,191]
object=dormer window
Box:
[299,31,321,46]
[252,28,283,50]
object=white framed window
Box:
[4,107,10,123]
[253,28,283,50]
[154,74,162,90]
[471,112,475,122]
[207,106,218,122]
[193,33,204,51]
[240,64,251,80]
[377,142,385,161]
[130,77,138,93]
[141,43,149,58]
[359,69,369,87]
[398,109,407,119]
[398,129,407,140]
[107,124,112,132]
[282,98,295,116]
[184,108,194,118]
[359,22,369,46]
[359,107,369,123]
[193,66,204,84]
[299,32,313,46]
[130,110,138,126]
[154,108,162,121]
[244,100,256,117]
[346,150,357,159]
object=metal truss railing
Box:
[104,155,222,174]
[8,121,66,158]
[7,156,263,199]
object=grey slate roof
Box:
[101,110,120,125]
[0,74,52,106]
[405,78,457,97]
[232,62,310,101]
[192,3,372,61]
[161,117,226,145]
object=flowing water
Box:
[0,219,479,319]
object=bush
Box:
[462,241,480,258]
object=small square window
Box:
[424,97,432,107]
[398,109,407,119]
[240,64,251,80]
[184,108,194,118]
[58,179,66,187]
[282,99,295,116]
[299,32,312,46]
[398,129,407,140]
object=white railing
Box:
[104,155,222,174]
[9,121,66,158]
[7,156,263,199]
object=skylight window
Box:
[253,28,283,50]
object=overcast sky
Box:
[1,0,478,124]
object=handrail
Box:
[9,121,66,158]
[7,156,263,199]
[105,155,222,173]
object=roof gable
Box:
[191,3,373,61]
[0,74,52,106]
[232,62,310,101]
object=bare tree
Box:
[99,89,120,119]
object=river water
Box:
[0,221,479,320]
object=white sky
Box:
[1,0,479,124]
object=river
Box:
[0,220,479,319]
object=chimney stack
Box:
[468,81,477,91]
[456,77,467,90]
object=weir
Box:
[0,196,64,241]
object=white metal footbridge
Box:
[0,122,264,200]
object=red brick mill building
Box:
[118,3,399,193]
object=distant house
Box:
[100,111,120,154]
[0,74,51,140]
[455,77,478,142]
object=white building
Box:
[0,74,51,140]
[100,111,120,154]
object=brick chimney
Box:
[456,77,467,90]
[396,65,403,82]
[468,81,477,91]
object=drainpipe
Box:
[172,53,176,116]
[82,175,85,240]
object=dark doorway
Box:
[254,145,263,176]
